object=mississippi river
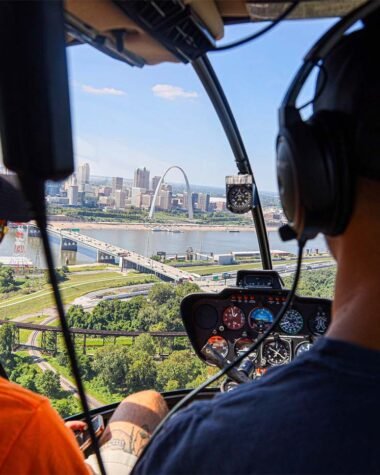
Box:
[0,227,328,268]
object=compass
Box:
[226,175,255,214]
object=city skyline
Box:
[68,18,335,191]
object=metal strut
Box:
[192,55,272,270]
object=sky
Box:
[67,17,336,192]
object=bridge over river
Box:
[29,224,197,283]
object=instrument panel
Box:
[181,288,331,378]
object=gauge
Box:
[249,307,273,332]
[207,336,228,358]
[227,185,253,213]
[234,338,258,360]
[222,306,245,330]
[262,339,290,366]
[310,309,329,335]
[295,341,313,357]
[279,309,304,335]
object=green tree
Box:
[126,349,157,393]
[0,323,17,355]
[156,350,206,392]
[148,283,176,306]
[0,265,17,293]
[66,305,87,328]
[92,347,130,392]
[35,370,61,399]
[284,267,336,299]
[133,334,156,356]
[52,397,81,418]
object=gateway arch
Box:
[149,166,193,219]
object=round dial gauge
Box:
[234,338,258,360]
[207,336,228,358]
[279,309,304,335]
[310,309,329,335]
[295,341,313,357]
[227,186,253,213]
[249,307,273,332]
[222,306,245,330]
[263,339,290,366]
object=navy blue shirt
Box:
[134,338,380,474]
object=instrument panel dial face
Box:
[279,309,304,335]
[222,306,245,330]
[227,186,253,213]
[249,307,273,332]
[207,336,229,358]
[234,338,258,360]
[310,309,329,335]
[263,339,290,366]
[295,341,313,357]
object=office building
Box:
[151,176,161,193]
[112,177,123,194]
[134,167,150,190]
[131,187,145,208]
[197,193,210,212]
[141,194,153,209]
[68,185,79,206]
[157,190,172,210]
[114,190,126,209]
[78,163,90,185]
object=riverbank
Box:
[48,221,280,233]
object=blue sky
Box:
[68,17,335,192]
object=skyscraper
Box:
[152,176,161,193]
[77,163,90,185]
[134,167,150,190]
[112,177,123,194]
[197,193,210,212]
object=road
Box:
[72,282,156,310]
[25,315,102,408]
[54,227,196,282]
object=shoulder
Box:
[0,376,48,415]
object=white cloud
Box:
[81,84,126,96]
[152,84,198,101]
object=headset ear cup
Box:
[310,110,355,235]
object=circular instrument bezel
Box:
[279,308,304,335]
[222,305,246,330]
[248,307,274,332]
[262,339,291,366]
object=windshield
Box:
[0,18,336,416]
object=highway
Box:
[50,227,197,283]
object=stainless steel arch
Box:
[149,166,193,219]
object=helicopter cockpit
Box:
[0,1,378,474]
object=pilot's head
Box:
[313,17,380,258]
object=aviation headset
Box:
[276,0,380,242]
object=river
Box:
[0,227,328,268]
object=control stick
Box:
[201,343,251,385]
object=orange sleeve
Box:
[1,399,90,475]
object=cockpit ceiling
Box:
[64,0,367,66]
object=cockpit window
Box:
[0,19,336,415]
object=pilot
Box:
[129,13,379,475]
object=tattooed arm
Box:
[85,390,168,475]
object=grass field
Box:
[180,257,334,276]
[0,272,157,319]
[67,264,118,273]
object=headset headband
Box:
[280,0,380,119]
